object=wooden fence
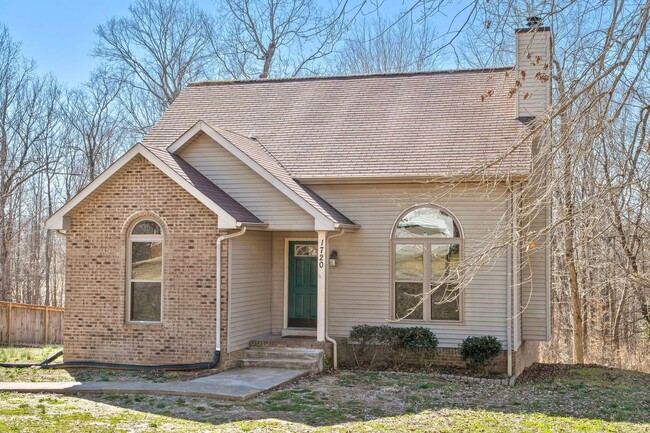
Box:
[0,302,64,346]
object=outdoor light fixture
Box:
[329,250,338,267]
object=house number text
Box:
[319,239,325,268]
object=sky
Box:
[0,0,218,86]
[1,0,132,86]
[0,1,450,87]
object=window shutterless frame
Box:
[390,204,464,323]
[126,219,164,325]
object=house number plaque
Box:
[318,239,325,268]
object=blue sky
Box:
[1,0,133,85]
[0,1,448,87]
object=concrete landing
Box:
[0,367,308,401]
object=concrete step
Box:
[243,347,323,360]
[238,357,322,373]
[249,336,328,350]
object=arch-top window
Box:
[128,220,163,323]
[392,206,462,322]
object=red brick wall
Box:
[64,155,228,366]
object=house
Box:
[46,24,551,376]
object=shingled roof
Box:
[142,68,532,179]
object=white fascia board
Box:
[168,120,336,231]
[45,143,239,230]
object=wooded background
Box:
[0,0,648,371]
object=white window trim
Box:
[126,219,164,325]
[389,204,465,324]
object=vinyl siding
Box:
[225,181,549,347]
[516,29,551,118]
[520,135,551,341]
[308,183,511,348]
[228,231,272,352]
[180,134,314,230]
[520,197,550,340]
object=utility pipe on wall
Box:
[216,227,247,354]
[506,182,517,377]
[324,229,349,369]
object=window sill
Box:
[125,321,163,328]
[387,318,464,325]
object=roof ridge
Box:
[187,66,513,87]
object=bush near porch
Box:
[342,325,506,375]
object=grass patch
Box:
[0,364,648,432]
[0,345,62,364]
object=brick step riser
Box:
[238,358,322,373]
[243,349,323,361]
[249,340,328,350]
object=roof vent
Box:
[526,16,543,27]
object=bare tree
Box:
[443,0,650,366]
[62,69,128,186]
[335,12,440,74]
[211,0,355,79]
[94,0,213,134]
[0,25,60,302]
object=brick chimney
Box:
[515,17,551,119]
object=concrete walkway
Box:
[0,367,308,401]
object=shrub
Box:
[348,325,438,368]
[459,336,503,372]
[389,327,439,350]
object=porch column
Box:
[316,231,328,341]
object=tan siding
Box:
[181,134,314,230]
[520,135,551,341]
[520,202,549,340]
[310,183,510,348]
[516,29,551,118]
[228,231,272,351]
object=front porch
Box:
[226,229,348,361]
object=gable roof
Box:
[167,121,356,230]
[45,143,264,230]
[142,68,532,180]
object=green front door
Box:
[288,241,318,328]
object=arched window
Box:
[392,205,462,322]
[127,219,163,323]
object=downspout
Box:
[216,226,247,362]
[506,181,514,377]
[324,229,348,369]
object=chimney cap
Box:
[526,16,543,27]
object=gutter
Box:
[216,227,247,355]
[334,223,361,230]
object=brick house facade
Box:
[64,155,230,366]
